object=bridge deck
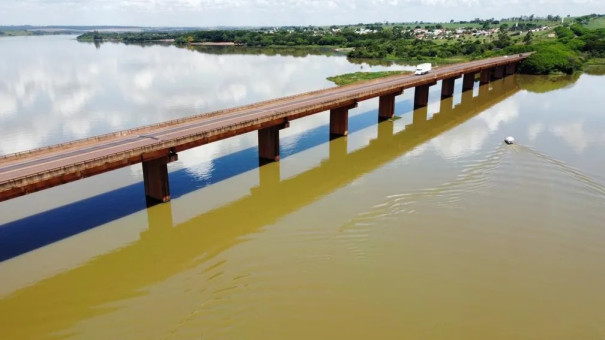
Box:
[0,54,529,201]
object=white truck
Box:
[414,63,432,75]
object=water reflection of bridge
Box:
[0,76,520,339]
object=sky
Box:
[0,0,604,27]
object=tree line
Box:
[77,16,605,75]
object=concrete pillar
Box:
[505,63,516,75]
[330,103,357,138]
[143,155,173,205]
[480,69,491,85]
[258,125,281,163]
[441,77,457,99]
[378,90,403,121]
[462,73,475,92]
[414,83,435,109]
[492,66,504,80]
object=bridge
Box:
[0,53,529,204]
[0,77,521,338]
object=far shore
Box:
[189,42,238,46]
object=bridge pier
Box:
[378,90,403,121]
[143,152,178,205]
[330,102,357,138]
[258,122,289,164]
[505,63,517,75]
[414,82,435,109]
[441,76,460,99]
[492,66,504,80]
[462,73,476,92]
[480,69,491,85]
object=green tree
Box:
[523,31,533,44]
[494,32,512,48]
[555,26,575,43]
[520,44,582,74]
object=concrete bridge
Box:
[0,53,529,204]
[0,78,521,337]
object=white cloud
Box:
[53,89,94,117]
[0,93,18,117]
[1,0,603,25]
[133,70,156,90]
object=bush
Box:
[555,26,575,43]
[519,44,582,75]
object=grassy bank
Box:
[584,58,605,75]
[327,71,411,86]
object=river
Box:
[0,35,604,339]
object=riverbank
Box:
[327,71,411,86]
[77,20,604,76]
[584,58,605,75]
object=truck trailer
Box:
[414,63,432,75]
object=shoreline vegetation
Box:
[75,13,604,80]
[327,71,412,86]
